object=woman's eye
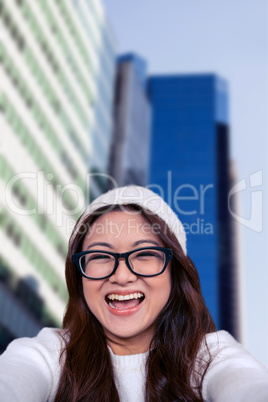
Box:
[89,255,111,261]
[137,252,157,258]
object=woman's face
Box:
[82,210,172,355]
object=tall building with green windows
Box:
[0,0,116,351]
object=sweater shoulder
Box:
[4,327,67,357]
[204,330,266,365]
[201,331,268,402]
[0,327,67,401]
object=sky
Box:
[101,0,268,365]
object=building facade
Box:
[0,0,116,352]
[109,53,151,187]
[148,74,241,338]
[74,0,116,199]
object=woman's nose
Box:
[108,258,137,285]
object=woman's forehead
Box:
[83,210,163,246]
[90,211,151,234]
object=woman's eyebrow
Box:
[132,239,161,247]
[87,242,114,250]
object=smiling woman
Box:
[79,210,172,354]
[0,186,268,401]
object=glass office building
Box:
[148,74,241,337]
[74,0,116,198]
[0,0,116,351]
[109,53,151,187]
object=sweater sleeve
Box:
[201,331,268,402]
[0,327,63,402]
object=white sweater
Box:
[0,328,268,401]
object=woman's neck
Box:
[106,330,153,355]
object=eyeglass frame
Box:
[72,246,173,280]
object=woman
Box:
[0,185,268,401]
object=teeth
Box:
[107,292,144,301]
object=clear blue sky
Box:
[102,0,268,365]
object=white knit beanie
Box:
[80,185,187,255]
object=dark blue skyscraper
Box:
[148,75,240,337]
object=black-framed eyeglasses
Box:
[72,247,173,280]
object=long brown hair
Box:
[55,204,216,401]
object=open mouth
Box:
[105,292,145,310]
